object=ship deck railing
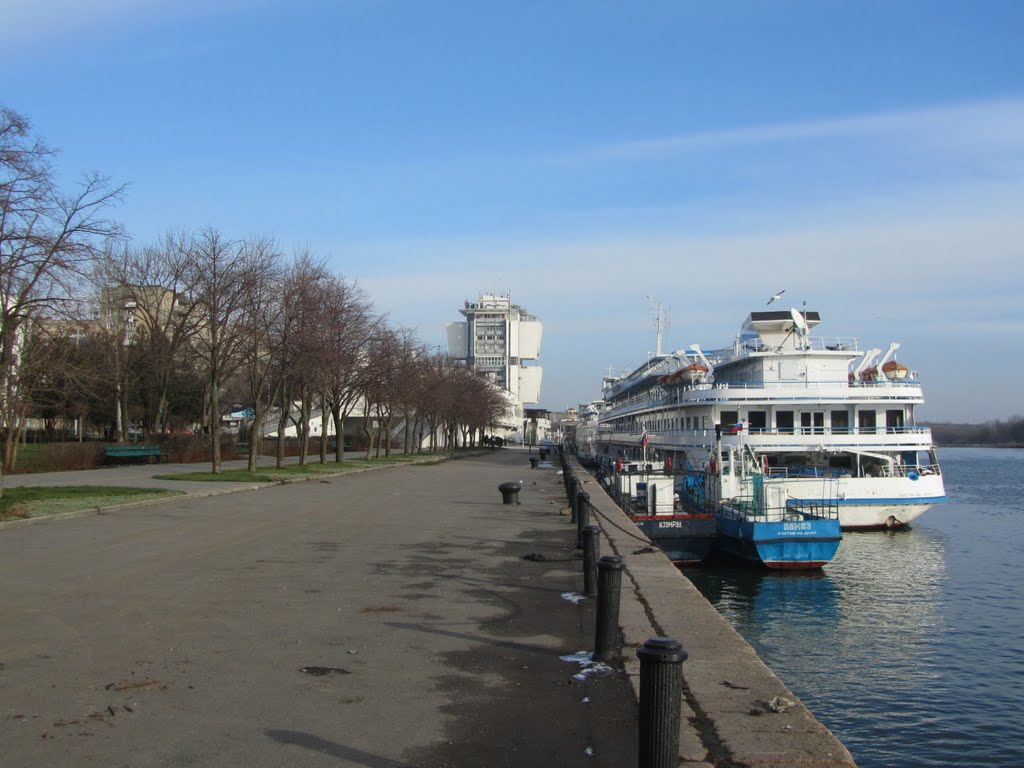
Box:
[596,426,935,446]
[764,462,941,479]
[719,497,840,522]
[604,380,925,416]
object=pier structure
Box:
[1,449,854,766]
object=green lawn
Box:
[157,452,451,483]
[0,486,183,521]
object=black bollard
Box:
[569,476,579,523]
[529,457,539,469]
[498,481,522,505]
[575,491,591,549]
[637,637,688,768]
[594,556,624,662]
[582,525,600,596]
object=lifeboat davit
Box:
[881,360,909,380]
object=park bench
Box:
[104,445,169,465]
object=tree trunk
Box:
[362,414,373,461]
[332,406,348,463]
[319,399,329,464]
[248,408,263,472]
[209,378,222,473]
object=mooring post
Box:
[594,555,624,662]
[569,476,579,523]
[637,637,688,768]
[575,491,591,549]
[582,525,600,596]
[497,481,522,505]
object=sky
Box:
[3,0,1022,422]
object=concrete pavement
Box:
[0,449,639,767]
[0,449,858,767]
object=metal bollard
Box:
[594,556,624,662]
[582,525,600,596]
[575,491,591,549]
[637,637,688,768]
[569,477,579,523]
[498,481,522,505]
[529,457,538,469]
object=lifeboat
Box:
[881,360,909,380]
[679,363,709,384]
[860,367,878,382]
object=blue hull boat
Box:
[714,508,841,569]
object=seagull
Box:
[767,289,785,305]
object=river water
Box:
[685,447,1024,767]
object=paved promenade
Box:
[0,449,857,767]
[0,450,638,767]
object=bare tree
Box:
[319,278,376,464]
[0,106,124,495]
[186,228,275,473]
[99,234,203,436]
[360,325,404,460]
[236,238,284,471]
[272,253,330,468]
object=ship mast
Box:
[647,297,670,357]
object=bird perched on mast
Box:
[767,289,786,305]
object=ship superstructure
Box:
[592,308,946,529]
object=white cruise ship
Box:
[590,308,947,529]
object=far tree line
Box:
[929,417,1024,448]
[0,105,509,494]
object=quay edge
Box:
[567,455,858,768]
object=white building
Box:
[446,293,543,428]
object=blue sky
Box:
[4,0,1022,422]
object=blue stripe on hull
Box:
[833,496,948,505]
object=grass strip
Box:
[0,486,183,521]
[156,452,454,483]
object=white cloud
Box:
[555,98,1024,165]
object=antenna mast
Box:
[647,297,670,356]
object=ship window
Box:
[831,410,849,434]
[720,411,738,427]
[776,411,794,433]
[858,410,877,434]
[886,410,904,434]
[800,412,812,435]
[748,411,767,432]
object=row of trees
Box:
[1,106,510,493]
[930,417,1024,447]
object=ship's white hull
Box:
[772,474,946,529]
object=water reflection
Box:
[688,511,948,764]
[687,448,1024,767]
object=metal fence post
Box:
[637,637,688,768]
[570,476,579,523]
[575,491,590,548]
[594,556,623,662]
[582,525,599,596]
